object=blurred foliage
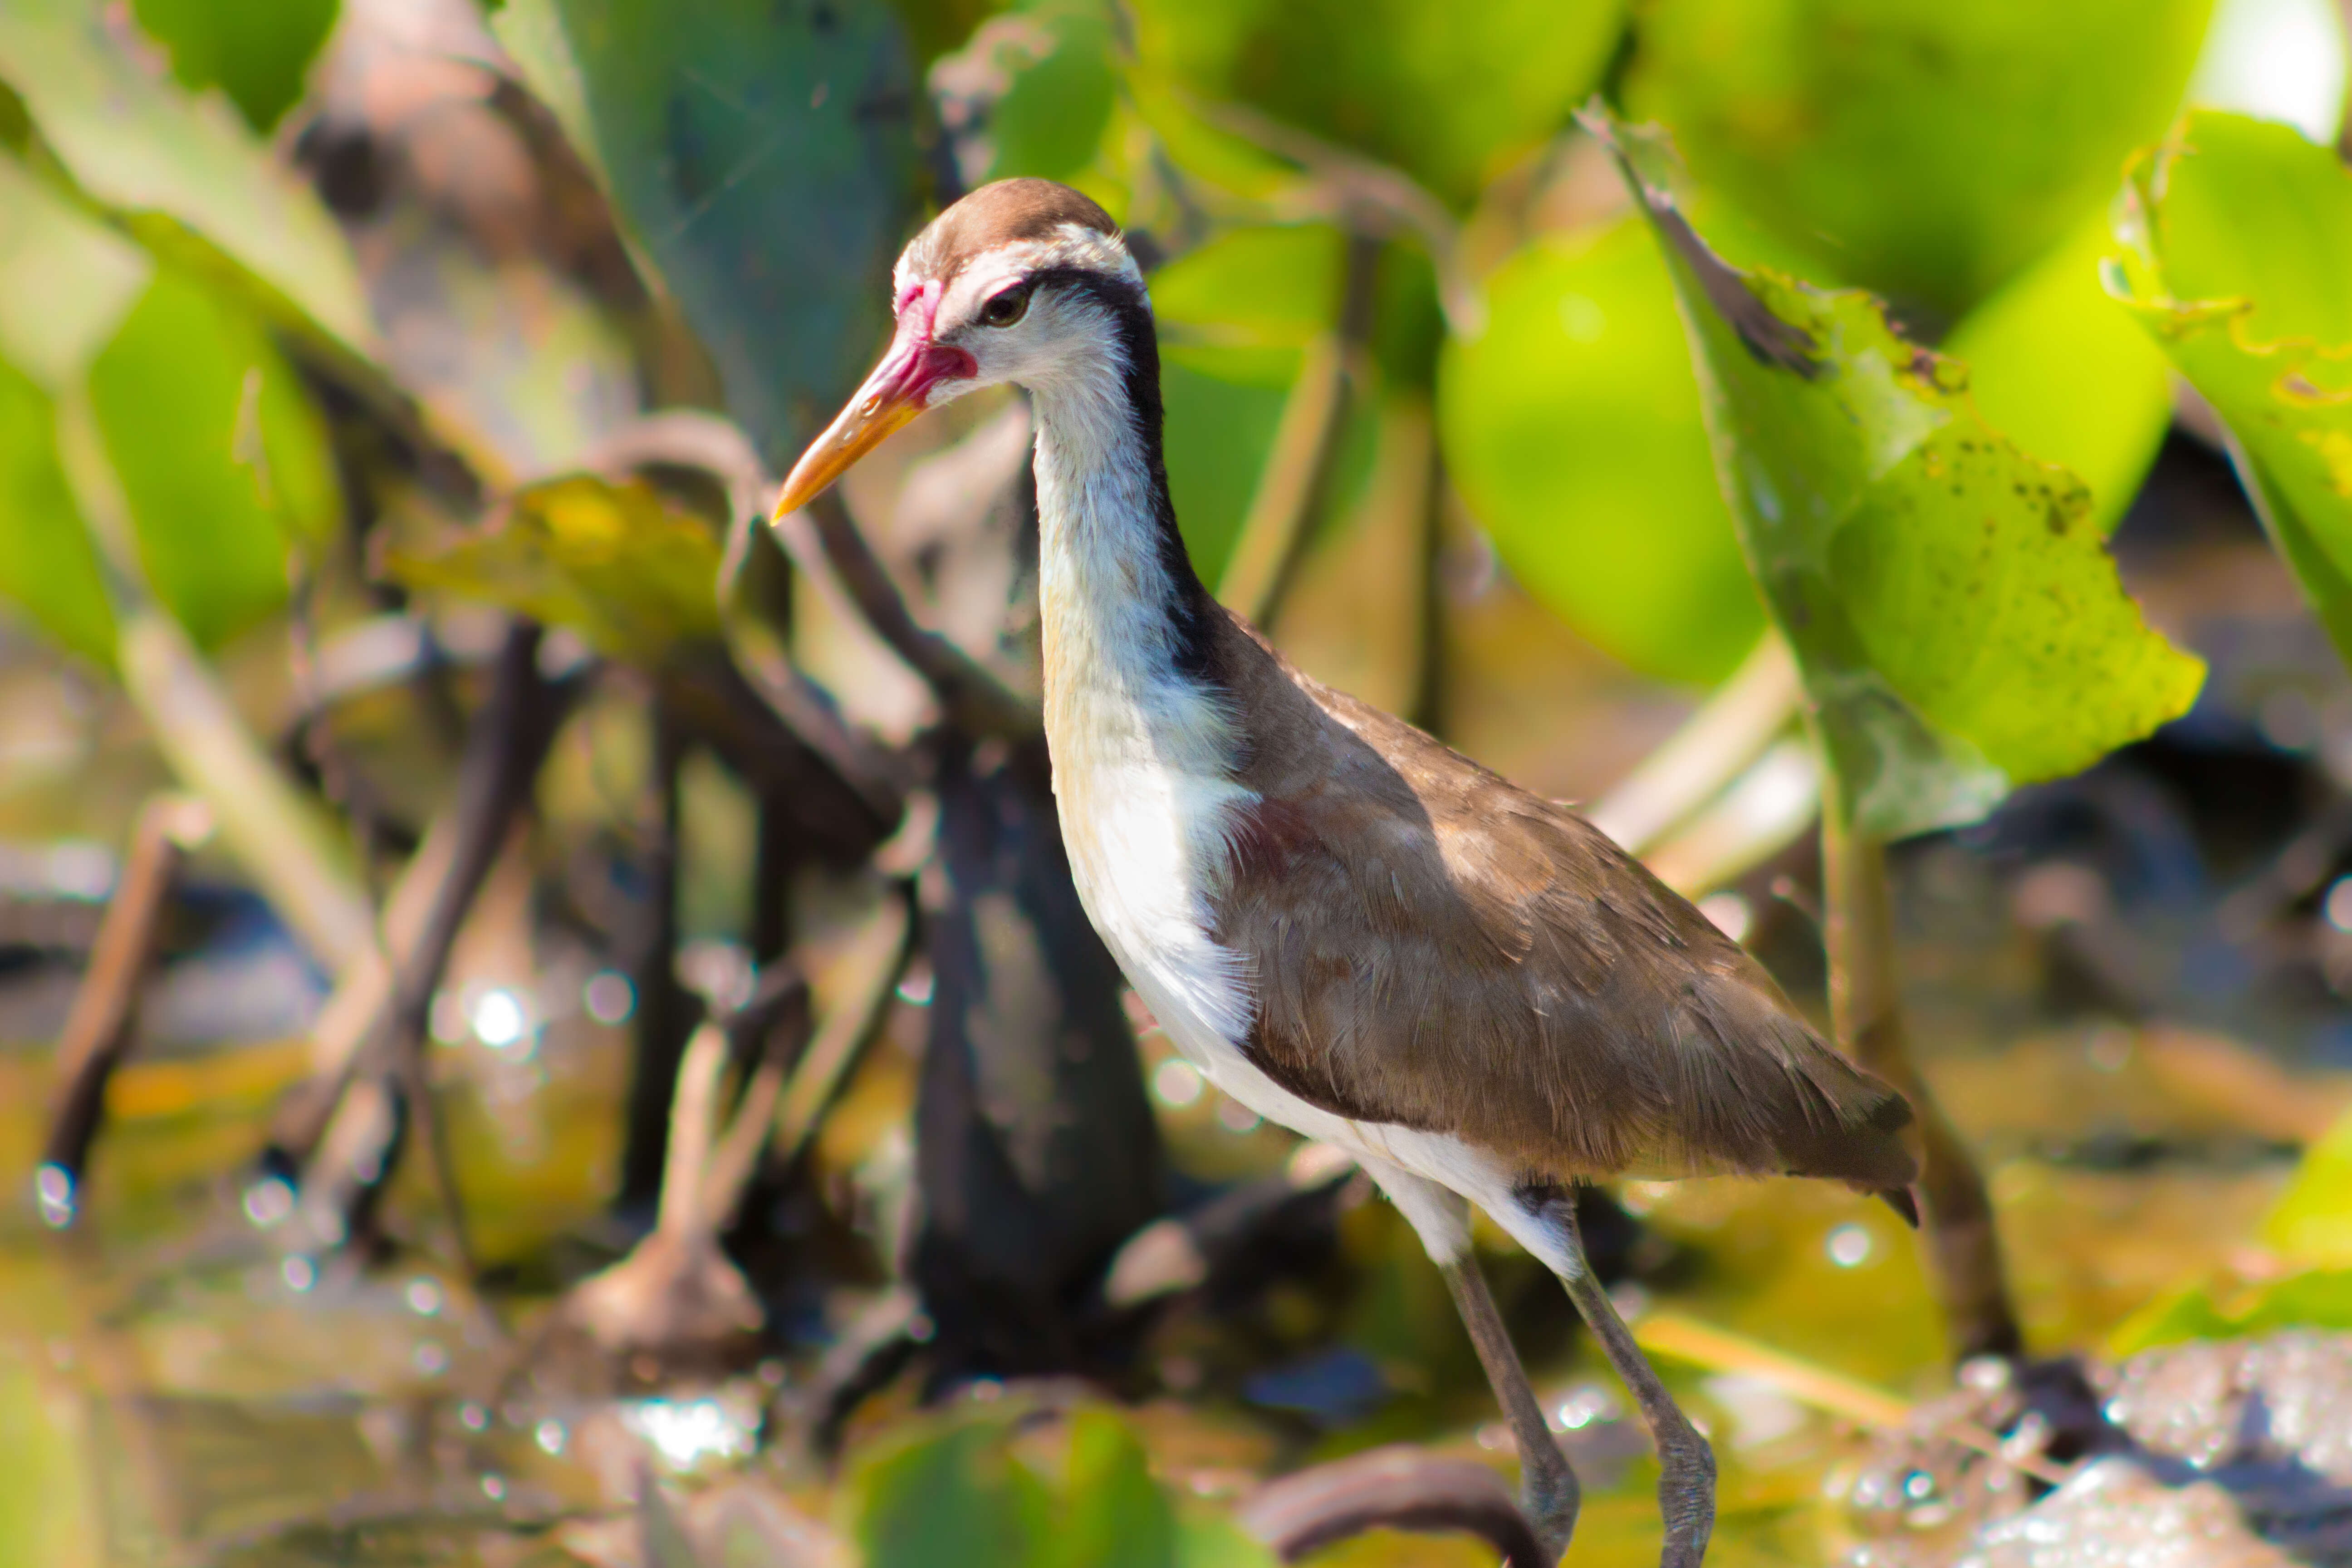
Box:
[846,1405,1277,1568]
[1604,114,2203,836]
[1130,0,1625,209]
[495,0,927,464]
[1627,0,2216,323]
[1441,216,1764,684]
[129,0,338,133]
[385,476,724,662]
[2109,109,2352,666]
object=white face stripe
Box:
[896,224,1146,328]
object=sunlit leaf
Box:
[88,268,339,651]
[1944,213,2174,534]
[1152,225,1342,582]
[2260,1102,2352,1266]
[1440,216,1763,684]
[1605,113,2203,837]
[1627,0,2216,322]
[2106,109,2352,665]
[0,0,378,359]
[1044,1410,1180,1568]
[936,1,1121,189]
[384,475,722,662]
[0,150,151,391]
[128,0,338,134]
[847,1415,1053,1568]
[494,0,925,468]
[2111,1269,2352,1354]
[1131,0,1626,208]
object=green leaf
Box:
[2110,1269,2352,1355]
[846,1414,1052,1568]
[1131,0,1626,207]
[384,475,723,663]
[2261,1103,2352,1266]
[88,267,340,651]
[1042,1410,1179,1568]
[1627,0,2216,322]
[2106,109,2352,666]
[941,2,1122,187]
[1439,216,1763,684]
[1602,113,2204,837]
[0,359,114,666]
[496,0,926,468]
[128,0,338,134]
[0,149,151,390]
[1944,212,2174,534]
[0,1347,103,1568]
[0,0,378,359]
[1151,225,1343,583]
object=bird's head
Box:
[773,178,1142,519]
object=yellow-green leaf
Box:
[2106,108,2352,665]
[385,475,724,663]
[1602,112,2204,837]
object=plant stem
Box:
[1818,795,2022,1362]
[1215,232,1381,627]
[1590,631,1801,856]
[39,793,211,1217]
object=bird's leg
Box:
[1438,1253,1581,1559]
[1358,1156,1579,1562]
[1534,1188,1715,1568]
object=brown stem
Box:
[264,818,456,1169]
[297,622,572,1269]
[619,694,695,1213]
[38,794,211,1221]
[780,492,1039,743]
[1236,1446,1549,1568]
[1820,803,2021,1362]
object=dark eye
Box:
[979,284,1031,328]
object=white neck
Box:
[1024,341,1256,1055]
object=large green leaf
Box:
[0,361,113,666]
[1626,0,2216,322]
[0,148,141,663]
[128,0,338,134]
[1131,0,1626,208]
[1944,212,2174,534]
[88,267,340,651]
[0,0,377,359]
[2106,109,2352,664]
[848,1416,1053,1568]
[495,0,926,469]
[1151,224,1341,583]
[384,475,723,663]
[1602,114,2203,837]
[1439,216,1763,685]
[935,0,1122,189]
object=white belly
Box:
[1049,748,1524,1257]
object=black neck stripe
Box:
[1026,265,1219,682]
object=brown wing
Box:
[1204,615,1916,1197]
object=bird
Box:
[773,177,1921,1568]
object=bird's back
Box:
[1199,610,1918,1200]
